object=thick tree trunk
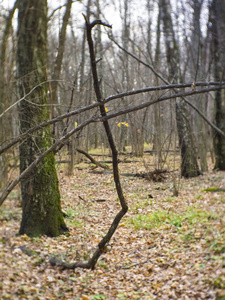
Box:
[17,0,68,236]
[211,0,225,170]
[160,0,201,178]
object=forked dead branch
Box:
[50,17,128,270]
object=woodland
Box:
[0,0,225,299]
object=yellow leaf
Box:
[22,234,29,240]
[119,223,125,227]
[105,107,108,112]
[81,295,91,300]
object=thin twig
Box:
[0,80,65,119]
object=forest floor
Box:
[0,150,225,300]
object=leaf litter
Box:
[0,154,225,299]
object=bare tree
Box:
[0,1,18,190]
[50,0,73,137]
[188,0,208,172]
[159,0,201,177]
[211,0,225,170]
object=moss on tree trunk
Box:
[17,0,68,237]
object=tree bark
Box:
[51,0,73,107]
[160,0,201,178]
[17,0,68,237]
[50,0,73,144]
[189,0,208,172]
[0,1,18,190]
[211,0,225,170]
[153,6,163,168]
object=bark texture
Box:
[160,0,201,178]
[212,0,225,170]
[190,0,208,172]
[0,2,18,190]
[51,0,73,114]
[17,0,68,236]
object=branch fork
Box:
[50,18,127,270]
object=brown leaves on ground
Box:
[0,154,225,299]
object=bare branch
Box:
[76,148,111,170]
[104,82,225,102]
[109,35,225,138]
[108,34,166,84]
[48,1,80,21]
[82,14,112,30]
[0,80,65,119]
[0,118,93,206]
[0,101,100,154]
[101,85,225,140]
[1,82,225,155]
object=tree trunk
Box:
[17,0,68,237]
[129,112,144,157]
[0,2,18,190]
[153,6,163,168]
[160,0,201,178]
[51,0,73,107]
[50,0,73,144]
[211,0,225,170]
[189,0,208,172]
[118,0,130,152]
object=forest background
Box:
[0,0,225,299]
